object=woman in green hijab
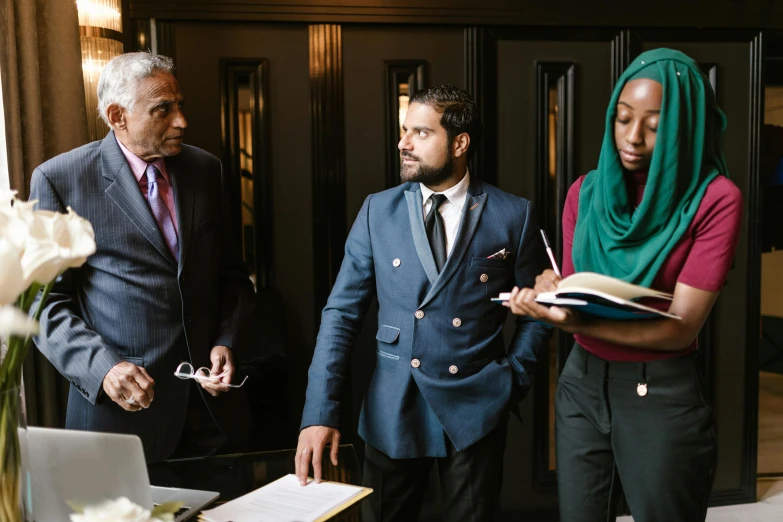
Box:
[507,48,743,521]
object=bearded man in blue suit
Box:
[296,85,551,521]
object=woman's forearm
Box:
[562,283,719,351]
[566,315,699,351]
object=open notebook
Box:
[198,474,372,522]
[494,272,680,320]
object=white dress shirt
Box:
[421,171,470,257]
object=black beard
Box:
[400,153,455,186]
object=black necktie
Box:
[426,194,448,272]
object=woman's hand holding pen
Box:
[507,229,579,328]
[534,269,561,292]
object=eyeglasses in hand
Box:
[173,362,248,388]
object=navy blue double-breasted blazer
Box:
[301,177,551,458]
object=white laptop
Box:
[26,426,219,522]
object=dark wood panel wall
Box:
[309,24,347,326]
[127,0,783,28]
[340,26,468,515]
[170,22,315,431]
[122,3,771,517]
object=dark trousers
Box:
[556,344,716,522]
[168,384,229,459]
[362,422,506,522]
[148,385,235,487]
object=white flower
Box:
[21,206,96,286]
[69,497,163,522]
[0,238,25,306]
[0,203,29,254]
[0,189,17,209]
[0,305,38,337]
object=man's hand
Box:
[200,345,235,397]
[295,426,341,486]
[102,362,155,412]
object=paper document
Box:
[199,474,371,522]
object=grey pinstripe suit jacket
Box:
[30,132,255,462]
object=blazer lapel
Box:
[167,155,194,276]
[101,133,177,267]
[405,186,439,286]
[419,179,487,309]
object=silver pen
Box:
[540,229,562,278]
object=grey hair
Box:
[97,52,175,127]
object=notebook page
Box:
[200,474,364,522]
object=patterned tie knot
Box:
[145,164,161,185]
[143,162,178,261]
[430,194,448,211]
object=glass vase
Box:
[0,385,32,521]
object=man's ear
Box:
[106,103,126,131]
[452,132,470,158]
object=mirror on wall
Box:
[221,59,273,291]
[385,60,426,188]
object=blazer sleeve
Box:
[300,195,377,430]
[30,167,123,404]
[506,200,552,400]
[213,160,255,356]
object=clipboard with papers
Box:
[198,474,372,522]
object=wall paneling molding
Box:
[128,1,783,29]
[310,24,347,325]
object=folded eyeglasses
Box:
[174,362,248,388]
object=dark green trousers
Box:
[556,344,716,522]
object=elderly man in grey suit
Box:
[30,52,255,463]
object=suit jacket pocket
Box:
[196,219,216,235]
[376,350,400,361]
[471,257,511,269]
[471,257,511,298]
[471,357,489,368]
[376,325,400,344]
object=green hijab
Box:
[572,48,728,287]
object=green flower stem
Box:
[0,280,55,522]
[0,281,54,392]
[31,281,54,322]
[0,387,22,521]
[16,283,41,316]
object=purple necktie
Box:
[145,164,179,261]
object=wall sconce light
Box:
[77,0,123,141]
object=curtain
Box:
[0,0,89,428]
